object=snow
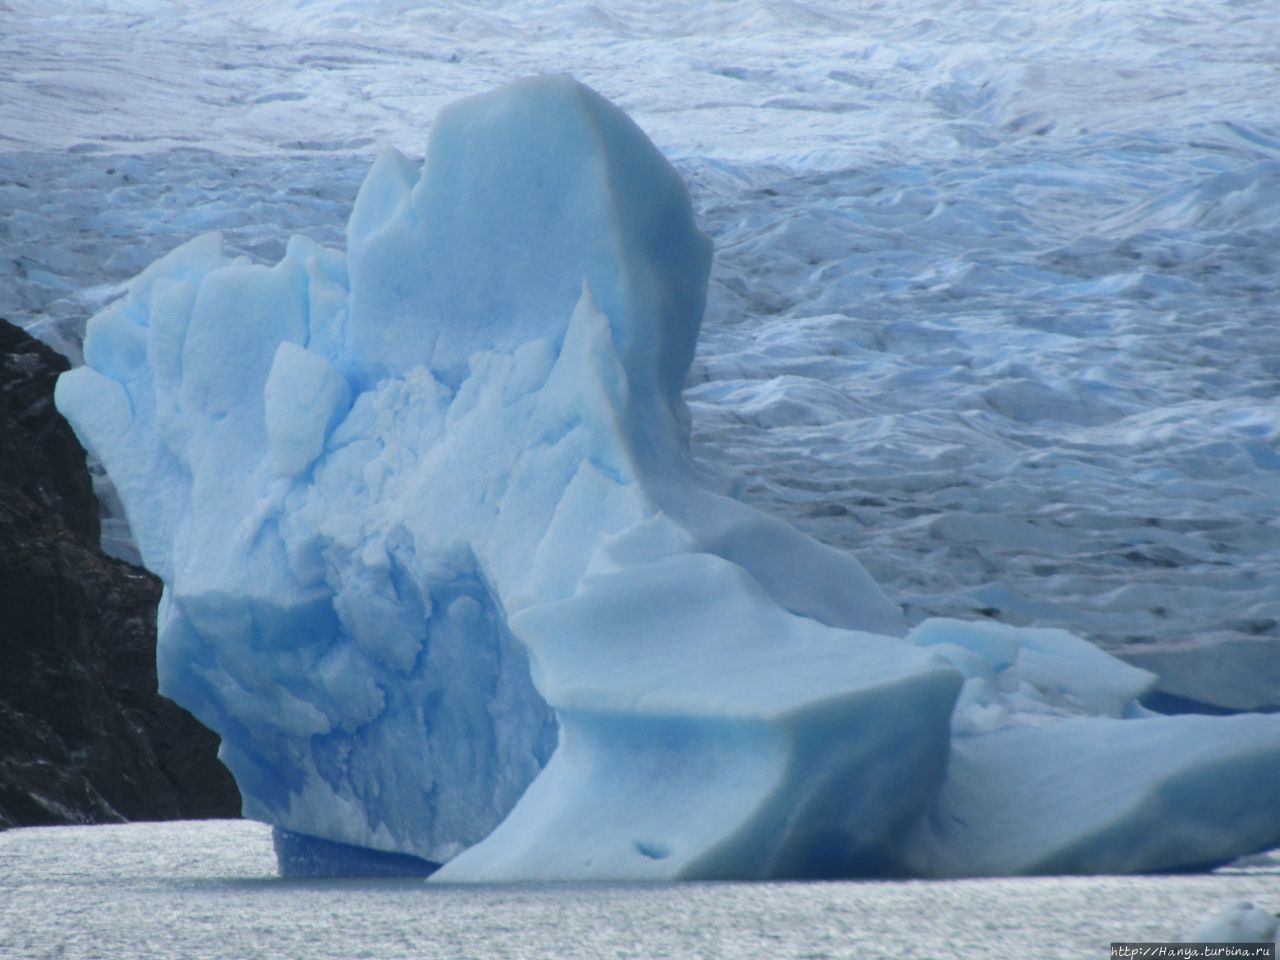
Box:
[50,66,1280,881]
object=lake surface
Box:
[2,821,1277,959]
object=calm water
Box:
[2,821,1277,959]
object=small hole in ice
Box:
[634,840,671,860]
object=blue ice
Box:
[56,76,1280,880]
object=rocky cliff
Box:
[0,318,239,827]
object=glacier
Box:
[54,75,1280,881]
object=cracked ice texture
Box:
[57,76,1280,880]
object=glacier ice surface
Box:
[56,75,1280,880]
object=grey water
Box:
[2,821,1277,959]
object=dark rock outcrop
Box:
[0,318,240,827]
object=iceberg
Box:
[56,75,1280,880]
[1183,902,1279,945]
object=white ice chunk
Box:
[1120,637,1280,713]
[1183,902,1279,944]
[912,618,1156,723]
[906,714,1280,876]
[264,342,352,477]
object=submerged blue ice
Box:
[56,76,1280,880]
